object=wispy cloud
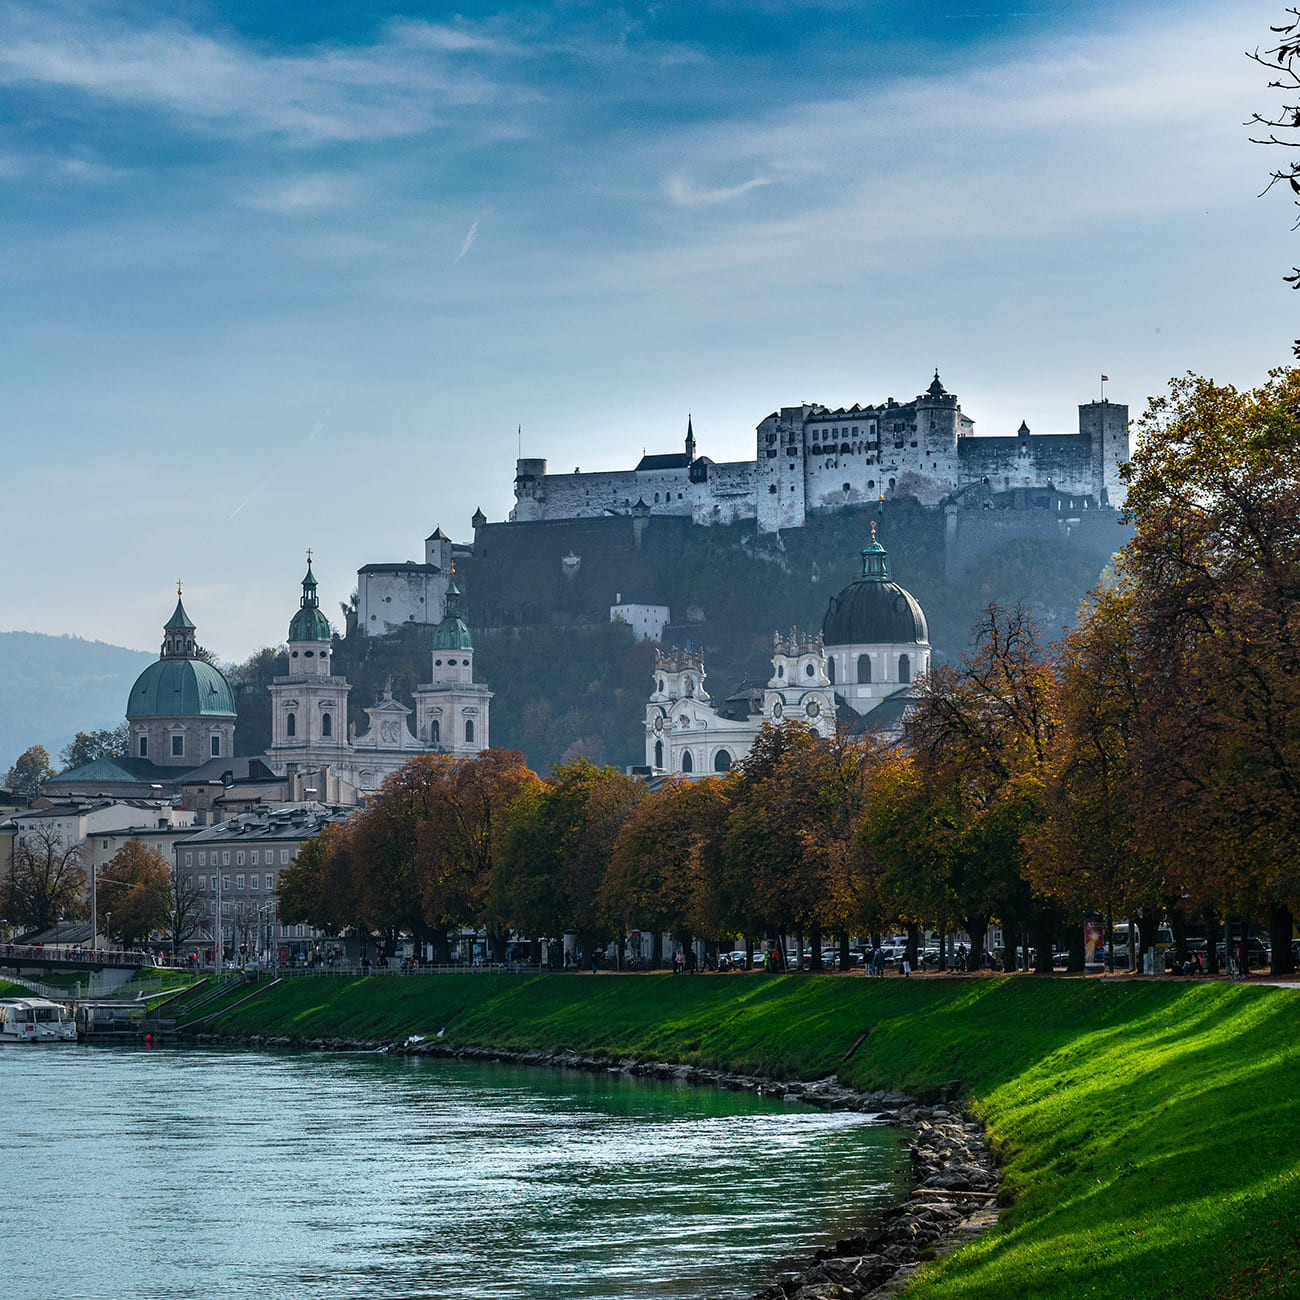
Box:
[241,174,359,215]
[452,211,484,265]
[664,174,772,207]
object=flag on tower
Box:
[1101,374,1109,382]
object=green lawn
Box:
[195,971,1300,1299]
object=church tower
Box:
[414,572,492,756]
[269,555,351,757]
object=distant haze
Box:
[0,632,153,775]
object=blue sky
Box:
[0,0,1293,664]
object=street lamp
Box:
[104,910,112,951]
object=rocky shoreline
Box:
[199,1032,1000,1300]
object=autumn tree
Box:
[280,820,361,938]
[98,841,171,949]
[165,861,207,962]
[1120,367,1300,971]
[5,746,55,798]
[416,749,540,961]
[902,605,1059,969]
[720,722,873,967]
[495,758,642,961]
[8,822,87,932]
[1024,584,1171,969]
[603,775,731,965]
[60,726,130,771]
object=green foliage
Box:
[5,745,55,797]
[59,725,129,771]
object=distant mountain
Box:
[0,631,154,775]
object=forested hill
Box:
[0,631,153,774]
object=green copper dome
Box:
[288,558,332,643]
[128,657,236,719]
[432,575,474,651]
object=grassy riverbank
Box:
[187,972,1300,1299]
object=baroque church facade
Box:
[514,375,1129,534]
[646,527,929,774]
[266,558,492,790]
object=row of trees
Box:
[278,369,1300,974]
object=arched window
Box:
[465,719,475,744]
[431,719,440,744]
[681,751,694,773]
[805,663,815,677]
[857,654,871,684]
[286,712,296,738]
[899,653,911,683]
[654,739,663,767]
[210,735,221,757]
[657,678,665,693]
[321,713,332,737]
[138,735,148,758]
[827,658,836,684]
[684,676,694,696]
[714,750,731,772]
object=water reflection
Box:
[0,1047,907,1300]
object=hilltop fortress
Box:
[511,373,1129,533]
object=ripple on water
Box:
[0,1047,907,1300]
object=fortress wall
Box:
[357,568,448,636]
[944,505,1132,581]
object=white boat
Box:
[0,998,78,1043]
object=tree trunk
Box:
[965,914,989,970]
[937,918,946,971]
[905,921,921,971]
[1270,906,1295,976]
[809,922,823,971]
[1171,908,1189,966]
[1067,923,1086,974]
[1137,913,1158,973]
[651,929,664,970]
[1205,915,1220,975]
[838,929,851,971]
[744,935,754,970]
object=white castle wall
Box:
[513,385,1129,533]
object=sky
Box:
[1,0,1295,664]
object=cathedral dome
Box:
[127,657,236,719]
[288,557,332,643]
[822,531,928,647]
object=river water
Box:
[0,1046,907,1300]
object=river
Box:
[0,1046,907,1300]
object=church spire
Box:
[685,414,696,462]
[288,551,332,644]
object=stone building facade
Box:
[512,376,1129,534]
[355,528,473,637]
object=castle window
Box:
[172,734,184,757]
[857,654,871,684]
[322,713,332,738]
[139,735,148,758]
[654,740,663,768]
[769,485,777,494]
[465,719,475,744]
[431,720,440,744]
[286,712,296,738]
[868,480,875,489]
[681,751,694,774]
[211,735,221,757]
[842,483,851,493]
[714,750,732,772]
[654,493,659,502]
[899,653,911,683]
